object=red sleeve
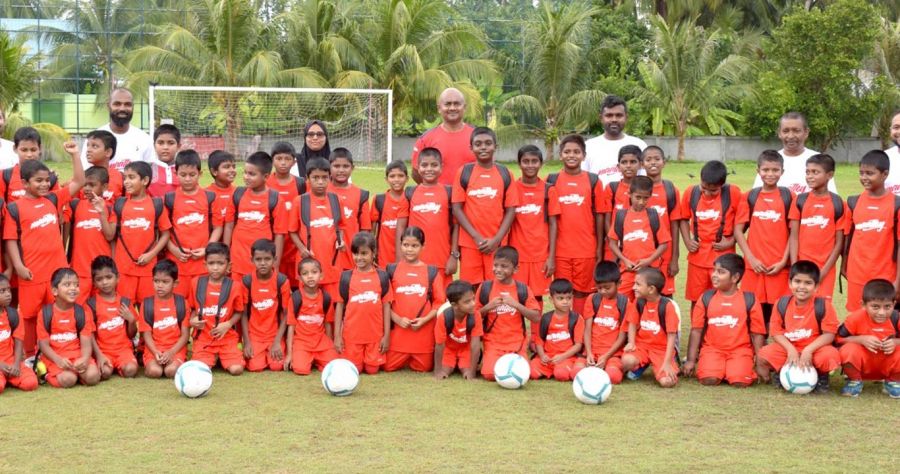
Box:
[736,192,751,225]
[690,298,707,329]
[788,194,800,221]
[369,199,380,224]
[358,198,372,231]
[669,186,683,221]
[839,201,851,234]
[471,313,484,338]
[288,196,301,233]
[524,287,541,311]
[820,301,839,334]
[382,283,394,304]
[503,179,519,209]
[273,195,289,234]
[230,286,245,313]
[841,312,860,336]
[769,305,785,337]
[573,317,585,344]
[748,299,766,335]
[547,187,560,216]
[280,281,293,321]
[451,168,466,204]
[137,305,151,333]
[82,308,96,335]
[621,302,637,333]
[211,200,225,227]
[680,185,695,220]
[594,180,609,214]
[432,273,447,306]
[664,300,679,334]
[656,214,672,244]
[434,315,447,344]
[157,202,172,231]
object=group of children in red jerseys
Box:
[0,123,898,399]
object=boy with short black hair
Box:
[285,257,338,375]
[756,260,841,392]
[582,261,634,385]
[530,278,585,381]
[605,144,643,214]
[682,253,765,387]
[641,146,681,297]
[836,278,900,397]
[621,267,679,388]
[268,141,306,288]
[371,160,409,267]
[82,129,123,204]
[66,166,116,303]
[328,148,372,271]
[406,147,458,278]
[241,238,292,372]
[433,280,482,380]
[206,150,237,223]
[139,258,190,378]
[0,126,61,202]
[148,123,181,198]
[88,256,138,380]
[189,242,245,375]
[510,145,556,307]
[0,274,38,394]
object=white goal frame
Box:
[148,85,394,163]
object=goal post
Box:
[148,86,393,165]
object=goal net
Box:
[148,86,392,164]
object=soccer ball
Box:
[779,364,818,394]
[174,361,213,398]
[321,359,360,396]
[494,353,530,389]
[572,367,612,405]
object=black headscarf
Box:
[295,120,331,177]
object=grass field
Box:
[2,158,898,473]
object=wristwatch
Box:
[450,250,460,259]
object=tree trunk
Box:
[677,119,686,161]
[655,0,668,20]
[545,136,555,161]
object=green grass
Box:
[3,160,895,472]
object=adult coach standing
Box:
[81,87,153,172]
[581,95,647,185]
[752,111,836,193]
[0,106,17,169]
[410,87,476,185]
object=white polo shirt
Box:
[0,138,17,170]
[581,133,647,185]
[80,123,153,172]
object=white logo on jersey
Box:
[383,219,398,229]
[154,316,178,330]
[856,219,885,233]
[752,210,782,223]
[696,209,721,221]
[310,217,334,229]
[176,212,205,226]
[298,314,324,325]
[343,206,353,219]
[103,190,114,200]
[593,316,618,329]
[30,212,58,230]
[650,205,667,217]
[11,189,25,198]
[546,330,571,342]
[412,202,441,214]
[516,204,542,216]
[801,215,830,229]
[559,194,585,206]
[784,328,813,341]
[350,291,379,304]
[50,332,77,342]
[253,299,275,311]
[98,316,124,331]
[122,217,151,230]
[395,284,426,297]
[75,218,102,231]
[201,305,228,317]
[707,315,739,328]
[238,211,265,223]
[449,331,468,344]
[468,187,498,199]
[623,229,649,242]
[0,329,10,341]
[640,319,661,335]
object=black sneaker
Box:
[814,374,831,394]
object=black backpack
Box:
[538,310,579,343]
[338,269,391,305]
[405,184,454,228]
[698,289,757,344]
[4,307,19,333]
[140,295,186,333]
[112,196,164,263]
[292,288,333,319]
[385,263,439,321]
[242,273,289,320]
[794,191,844,224]
[846,194,900,261]
[299,192,342,249]
[459,163,512,197]
[194,276,235,327]
[478,280,529,334]
[41,304,86,337]
[774,296,827,332]
[232,187,280,235]
[3,167,57,201]
[612,207,661,249]
[163,190,216,251]
[635,296,674,334]
[745,186,792,230]
[442,306,476,340]
[688,184,732,242]
[546,171,600,212]
[589,293,629,326]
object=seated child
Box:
[139,259,190,378]
[0,274,38,393]
[286,257,338,375]
[88,256,138,379]
[241,239,292,372]
[621,268,679,388]
[582,261,634,384]
[433,280,482,380]
[530,278,586,381]
[189,243,245,376]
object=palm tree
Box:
[127,0,328,154]
[498,1,604,159]
[0,31,40,112]
[635,16,755,160]
[870,18,900,147]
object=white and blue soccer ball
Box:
[321,358,360,396]
[779,364,818,395]
[174,360,213,398]
[494,353,530,389]
[572,367,612,405]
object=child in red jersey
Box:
[0,127,61,202]
[224,152,287,282]
[5,140,85,357]
[36,268,101,388]
[583,262,634,385]
[114,161,172,303]
[268,142,307,288]
[547,134,607,314]
[605,145,643,214]
[371,160,409,267]
[680,160,741,310]
[451,127,519,283]
[66,166,116,303]
[289,158,344,297]
[406,148,458,278]
[836,279,900,398]
[148,124,180,198]
[476,246,541,381]
[788,154,848,301]
[0,275,38,394]
[683,254,766,387]
[641,146,681,297]
[139,259,189,378]
[80,130,123,205]
[621,268,679,388]
[241,239,292,372]
[531,279,585,381]
[608,176,671,300]
[509,145,556,307]
[756,260,841,393]
[88,256,138,380]
[328,148,372,271]
[434,280,482,380]
[735,151,794,329]
[384,227,445,372]
[841,150,900,311]
[189,243,245,375]
[206,150,237,224]
[286,257,338,375]
[334,232,393,374]
[165,150,223,297]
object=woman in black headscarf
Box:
[293,120,331,177]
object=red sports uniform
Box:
[336,269,393,373]
[90,295,137,373]
[288,192,342,289]
[229,189,288,279]
[582,295,635,384]
[0,164,60,202]
[371,192,409,268]
[77,168,123,206]
[242,273,293,372]
[189,277,245,369]
[207,182,236,224]
[608,208,672,300]
[509,178,557,299]
[548,171,607,295]
[328,184,372,271]
[788,192,849,300]
[648,181,682,295]
[114,196,172,303]
[736,188,794,303]
[267,174,306,288]
[0,309,38,393]
[137,295,187,366]
[287,288,337,375]
[626,298,679,382]
[166,189,223,296]
[681,184,742,301]
[757,297,841,373]
[837,309,900,381]
[475,280,541,380]
[384,262,445,372]
[36,304,97,388]
[530,312,586,381]
[64,197,114,303]
[844,192,900,311]
[410,124,477,186]
[434,310,483,370]
[406,184,453,273]
[690,291,766,384]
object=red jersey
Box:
[267,174,305,273]
[328,184,372,270]
[605,180,631,212]
[647,181,682,224]
[451,164,519,249]
[0,308,24,364]
[582,295,635,355]
[37,304,96,359]
[411,124,477,185]
[371,192,409,267]
[189,277,245,346]
[736,188,794,267]
[336,269,393,344]
[3,188,71,284]
[229,188,288,276]
[788,192,849,269]
[627,298,679,351]
[509,179,557,263]
[288,288,335,352]
[389,262,446,353]
[681,184,742,267]
[690,291,765,352]
[243,272,293,343]
[77,168,123,206]
[608,208,672,268]
[539,311,585,358]
[406,184,453,268]
[114,196,172,277]
[770,297,839,349]
[434,311,483,351]
[147,163,179,198]
[167,189,223,277]
[90,295,134,356]
[288,192,342,284]
[65,197,114,278]
[0,164,60,202]
[548,171,608,258]
[845,192,900,284]
[207,182,236,224]
[475,280,541,351]
[838,309,900,342]
[137,295,185,352]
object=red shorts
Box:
[757,343,841,373]
[77,276,94,305]
[459,246,494,284]
[341,342,385,374]
[619,270,637,301]
[554,257,596,293]
[192,340,245,370]
[596,355,624,384]
[839,343,900,380]
[43,357,97,388]
[845,280,865,312]
[384,351,433,372]
[685,264,714,302]
[290,347,338,375]
[100,348,138,372]
[0,363,38,393]
[18,281,53,319]
[741,268,790,305]
[117,274,155,304]
[696,345,757,385]
[816,266,836,301]
[142,348,187,367]
[246,338,286,372]
[516,261,551,298]
[441,346,474,370]
[660,252,676,296]
[625,346,678,382]
[480,345,526,381]
[529,356,585,381]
